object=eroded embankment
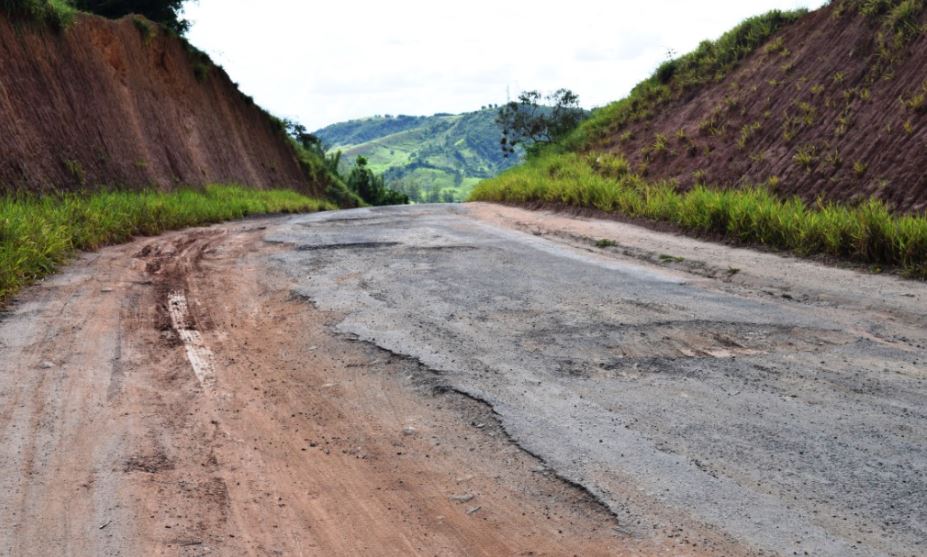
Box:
[0,14,311,193]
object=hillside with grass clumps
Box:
[472,0,927,277]
[567,1,927,211]
[316,109,522,203]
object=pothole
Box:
[297,241,400,251]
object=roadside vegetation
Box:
[284,120,408,206]
[469,153,927,278]
[0,186,334,302]
[1,0,188,33]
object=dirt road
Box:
[1,204,925,556]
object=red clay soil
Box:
[0,14,313,194]
[597,1,927,213]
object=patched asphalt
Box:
[268,204,927,557]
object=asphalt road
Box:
[268,203,927,557]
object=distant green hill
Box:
[314,109,522,203]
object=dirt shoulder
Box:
[467,202,927,329]
[0,217,692,555]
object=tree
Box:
[346,157,409,206]
[284,119,341,175]
[496,89,586,157]
[75,0,192,35]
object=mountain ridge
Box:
[315,108,520,202]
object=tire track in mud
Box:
[166,290,216,390]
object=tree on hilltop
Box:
[346,157,409,206]
[75,0,191,35]
[497,89,586,157]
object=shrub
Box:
[74,0,190,35]
[793,144,818,170]
[651,133,669,153]
[0,0,76,28]
[903,80,927,111]
[737,122,762,149]
[345,157,409,206]
[497,89,587,157]
[854,160,868,176]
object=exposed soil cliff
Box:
[595,2,927,213]
[0,14,315,194]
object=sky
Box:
[183,0,829,132]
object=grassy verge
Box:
[469,153,927,279]
[0,185,335,302]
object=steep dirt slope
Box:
[0,14,313,193]
[596,1,927,213]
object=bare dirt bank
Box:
[0,15,312,193]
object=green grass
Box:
[850,0,926,62]
[1,0,77,27]
[0,185,334,302]
[469,153,927,279]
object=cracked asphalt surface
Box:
[270,203,927,557]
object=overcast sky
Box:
[183,0,828,131]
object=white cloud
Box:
[183,0,829,130]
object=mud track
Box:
[0,219,683,556]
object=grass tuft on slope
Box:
[0,185,334,302]
[469,153,927,278]
[563,9,806,150]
